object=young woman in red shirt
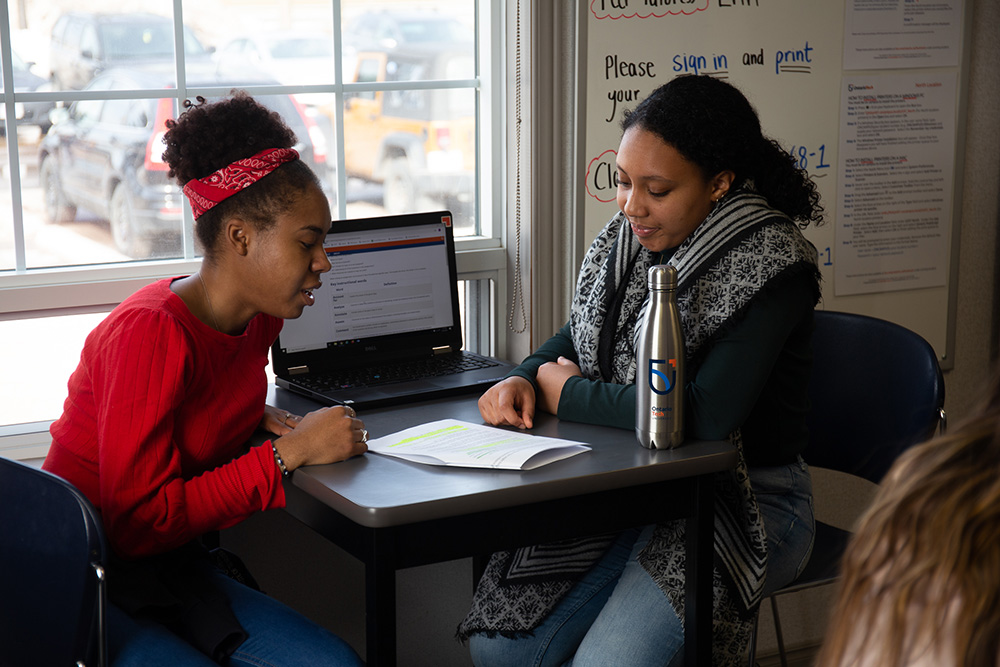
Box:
[44,91,367,666]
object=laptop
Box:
[271,210,518,409]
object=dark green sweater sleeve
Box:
[507,322,578,388]
[505,323,637,430]
[545,277,815,449]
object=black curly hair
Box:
[161,90,323,255]
[621,75,823,227]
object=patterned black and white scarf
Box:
[458,191,820,663]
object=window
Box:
[0,0,506,453]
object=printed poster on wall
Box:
[835,71,957,295]
[843,0,963,70]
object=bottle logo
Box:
[647,358,677,395]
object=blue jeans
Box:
[752,456,815,596]
[108,560,362,667]
[469,458,814,666]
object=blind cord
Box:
[508,0,528,335]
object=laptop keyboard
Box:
[296,352,501,391]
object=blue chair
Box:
[0,457,109,667]
[756,310,946,666]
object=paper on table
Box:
[366,419,592,470]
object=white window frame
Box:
[0,0,508,458]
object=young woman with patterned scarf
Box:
[461,75,824,665]
[43,92,367,666]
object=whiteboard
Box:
[576,0,968,366]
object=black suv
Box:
[49,11,214,91]
[39,65,332,258]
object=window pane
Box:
[31,91,185,264]
[0,312,108,426]
[343,86,477,235]
[2,32,57,273]
[9,43,53,100]
[4,0,489,272]
[26,86,336,265]
[0,162,12,271]
[213,32,336,91]
[48,7,197,92]
[1,1,500,435]
[341,1,475,81]
[337,1,477,234]
[181,0,340,235]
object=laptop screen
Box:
[273,211,463,370]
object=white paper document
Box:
[366,419,592,470]
[835,71,956,295]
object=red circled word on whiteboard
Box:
[590,0,708,21]
[586,149,618,203]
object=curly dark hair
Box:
[161,90,322,255]
[621,75,823,227]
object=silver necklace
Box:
[198,272,222,331]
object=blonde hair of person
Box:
[815,373,1000,667]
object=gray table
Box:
[267,386,736,666]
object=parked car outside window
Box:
[49,12,214,91]
[344,10,469,52]
[213,31,339,107]
[336,43,476,232]
[38,65,332,259]
[1,50,56,135]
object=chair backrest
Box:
[0,457,108,667]
[803,310,945,485]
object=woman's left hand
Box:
[261,404,302,437]
[535,356,583,415]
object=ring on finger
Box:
[282,412,292,426]
[360,428,369,443]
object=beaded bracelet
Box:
[271,442,290,477]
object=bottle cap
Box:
[647,264,677,290]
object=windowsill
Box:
[0,421,54,460]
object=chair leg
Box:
[770,595,789,667]
[94,562,108,667]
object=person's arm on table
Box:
[94,311,366,559]
[555,278,815,436]
[479,323,577,428]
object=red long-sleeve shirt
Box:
[44,278,286,559]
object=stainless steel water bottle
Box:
[635,264,685,449]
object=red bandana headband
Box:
[182,147,300,219]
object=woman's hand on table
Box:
[262,404,303,436]
[479,376,537,429]
[535,357,583,416]
[271,405,368,471]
